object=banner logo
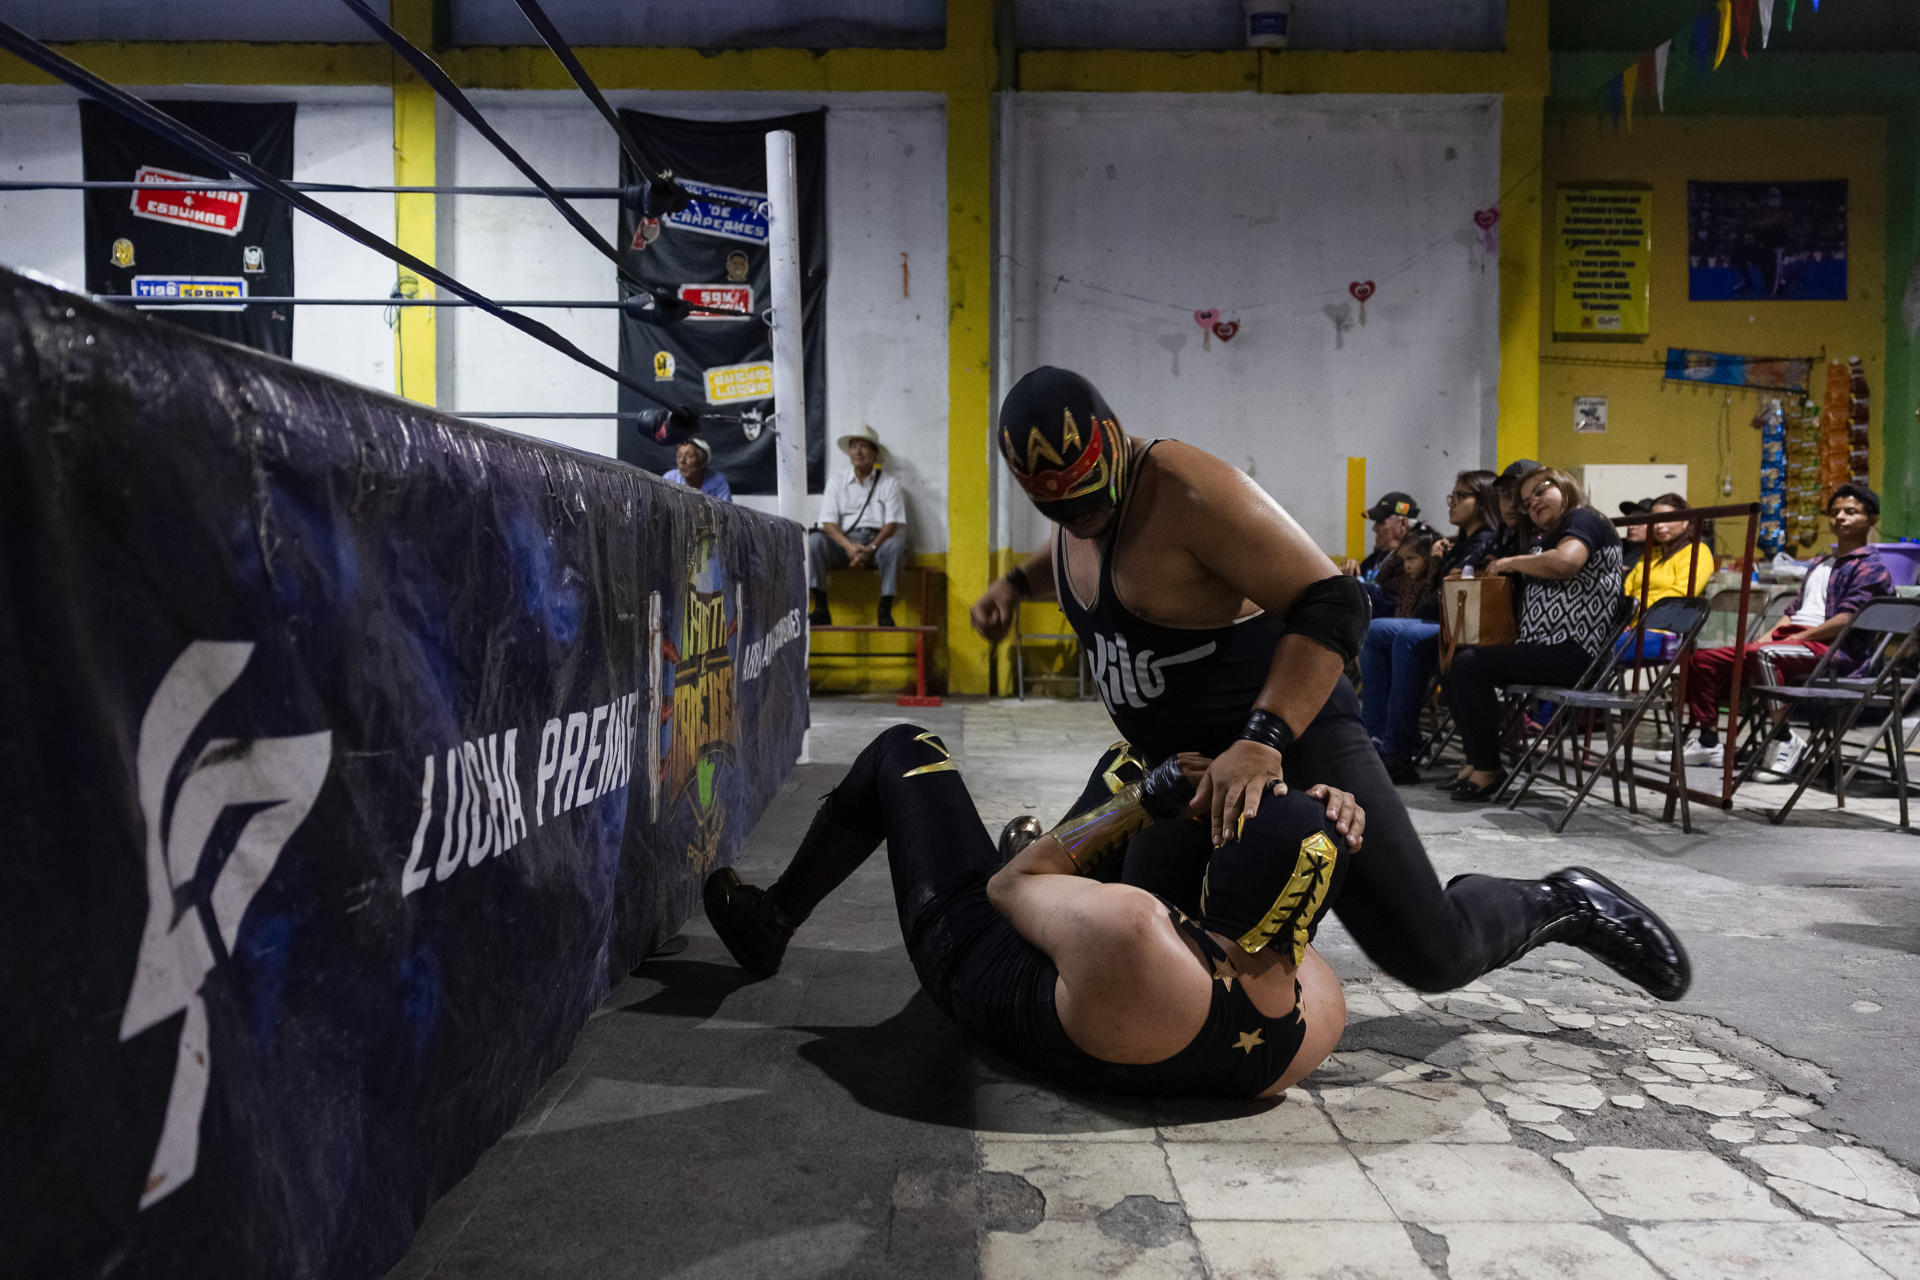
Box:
[725,250,750,282]
[121,642,332,1208]
[129,165,249,237]
[655,528,738,871]
[653,351,676,380]
[704,361,773,405]
[664,178,769,244]
[132,275,248,312]
[678,283,753,321]
[110,236,135,268]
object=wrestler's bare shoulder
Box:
[1141,439,1284,526]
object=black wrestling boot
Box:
[1464,867,1692,1001]
[702,795,882,977]
[876,595,896,627]
[808,590,832,626]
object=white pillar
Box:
[764,129,808,529]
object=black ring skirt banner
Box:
[0,267,809,1279]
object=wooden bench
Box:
[809,566,945,706]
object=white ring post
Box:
[764,130,808,529]
[766,129,811,763]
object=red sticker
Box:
[129,166,247,237]
[1212,320,1239,342]
[1348,281,1375,302]
[1473,207,1500,229]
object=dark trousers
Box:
[1064,679,1547,993]
[1445,641,1593,771]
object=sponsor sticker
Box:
[110,237,135,268]
[131,275,248,311]
[677,284,753,321]
[704,361,773,404]
[725,249,750,283]
[664,179,768,245]
[653,351,676,381]
[130,165,249,237]
[242,245,265,274]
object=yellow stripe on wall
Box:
[1346,456,1367,563]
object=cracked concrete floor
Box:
[388,697,1920,1280]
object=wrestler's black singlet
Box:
[1053,441,1285,762]
[850,724,1310,1099]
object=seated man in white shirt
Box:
[810,424,907,626]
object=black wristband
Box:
[1139,757,1195,819]
[1005,565,1033,599]
[1239,709,1295,755]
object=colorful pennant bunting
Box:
[1759,0,1775,46]
[1654,40,1671,108]
[1714,0,1732,69]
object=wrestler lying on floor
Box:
[702,723,1362,1099]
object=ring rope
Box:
[0,18,673,407]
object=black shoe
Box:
[998,815,1043,862]
[876,595,896,628]
[1449,773,1506,803]
[808,590,832,627]
[702,868,795,977]
[1435,775,1473,791]
[1381,755,1421,786]
[1543,867,1692,1001]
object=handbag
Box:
[1438,574,1517,671]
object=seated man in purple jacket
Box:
[1667,483,1893,773]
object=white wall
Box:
[998,93,1502,556]
[0,87,399,392]
[444,92,951,548]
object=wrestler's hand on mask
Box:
[1193,739,1285,848]
[969,579,1019,643]
[1304,783,1365,851]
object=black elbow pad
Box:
[1286,575,1371,663]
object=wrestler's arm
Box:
[969,545,1056,641]
[1158,444,1353,844]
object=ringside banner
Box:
[0,268,807,1279]
[615,108,828,495]
[82,99,296,357]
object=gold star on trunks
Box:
[1233,1029,1265,1054]
[1211,958,1238,990]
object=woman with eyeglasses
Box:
[1442,465,1624,802]
[1359,470,1505,784]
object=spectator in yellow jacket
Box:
[1617,493,1714,660]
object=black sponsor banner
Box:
[82,99,296,358]
[615,108,827,495]
[0,267,807,1279]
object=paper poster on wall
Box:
[1687,181,1846,302]
[1574,397,1608,433]
[1553,187,1651,341]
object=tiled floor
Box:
[387,697,1920,1280]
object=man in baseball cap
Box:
[1343,492,1419,614]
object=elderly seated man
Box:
[809,424,907,627]
[662,437,731,501]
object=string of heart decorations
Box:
[999,172,1527,351]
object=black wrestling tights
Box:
[1081,679,1544,993]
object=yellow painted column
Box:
[390,0,436,405]
[1495,0,1547,467]
[1496,94,1543,469]
[1345,457,1368,562]
[945,87,994,696]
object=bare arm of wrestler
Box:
[1125,442,1351,847]
[969,547,1057,642]
[985,835,1346,1096]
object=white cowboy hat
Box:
[680,436,712,461]
[836,424,886,459]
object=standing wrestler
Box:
[969,367,1689,999]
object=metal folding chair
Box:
[1010,611,1087,700]
[1502,596,1711,832]
[1736,598,1920,830]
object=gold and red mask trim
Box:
[1001,412,1123,506]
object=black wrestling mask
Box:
[1197,794,1343,963]
[997,366,1132,527]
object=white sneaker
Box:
[1655,731,1723,767]
[1756,731,1808,781]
